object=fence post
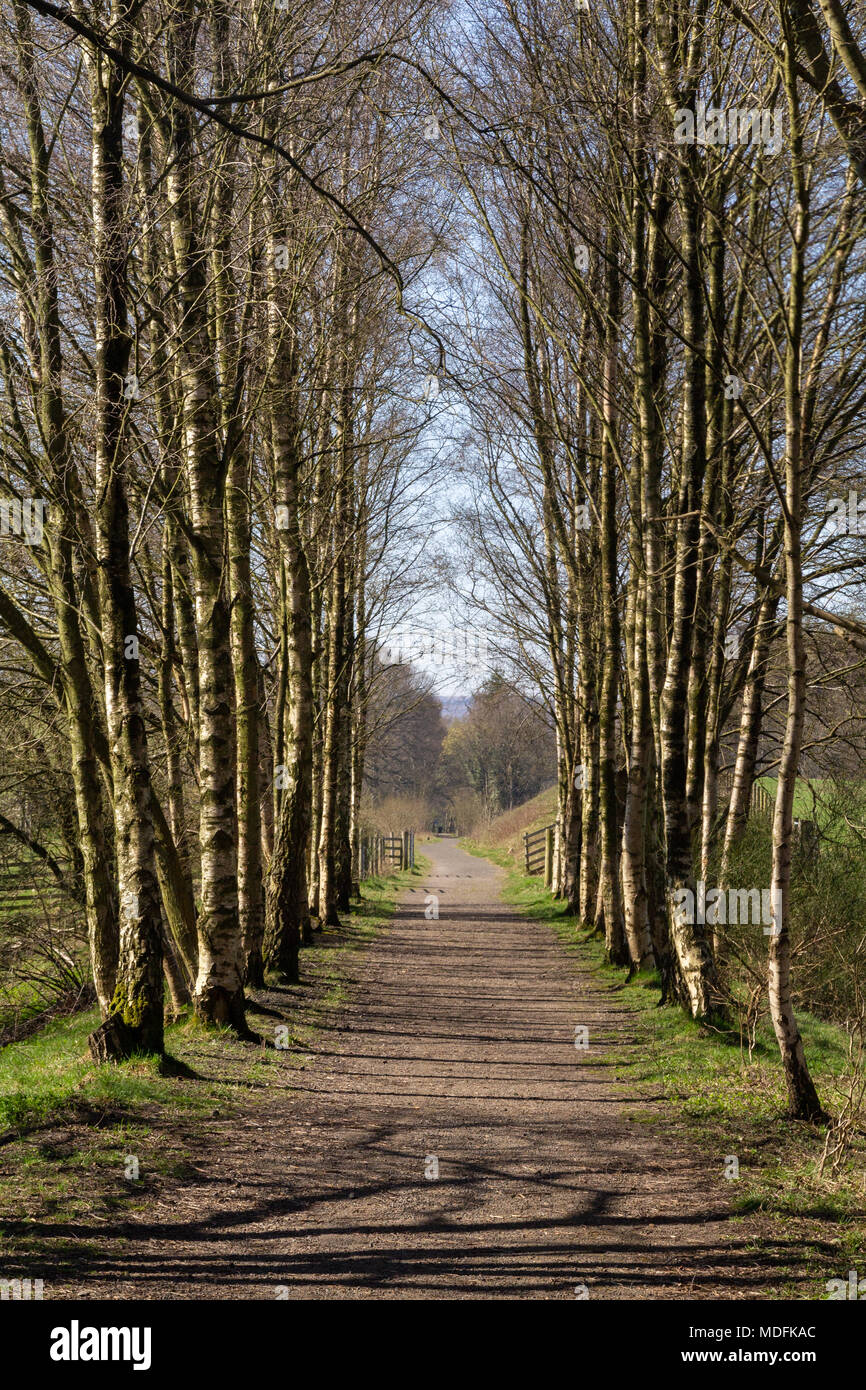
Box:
[410,830,415,867]
[524,832,530,873]
[794,818,819,861]
[544,825,554,888]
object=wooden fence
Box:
[737,780,818,855]
[749,780,774,820]
[706,773,818,854]
[358,829,416,880]
[523,823,556,885]
[523,779,818,895]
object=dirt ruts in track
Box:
[49,838,798,1299]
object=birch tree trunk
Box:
[656,12,722,1019]
[597,238,627,963]
[228,447,265,987]
[83,3,164,1060]
[165,5,245,1032]
[768,28,825,1120]
[262,147,315,977]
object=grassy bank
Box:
[462,833,865,1297]
[0,860,425,1272]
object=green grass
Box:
[754,775,866,839]
[461,838,513,870]
[0,1010,178,1136]
[754,776,827,820]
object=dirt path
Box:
[50,839,799,1299]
